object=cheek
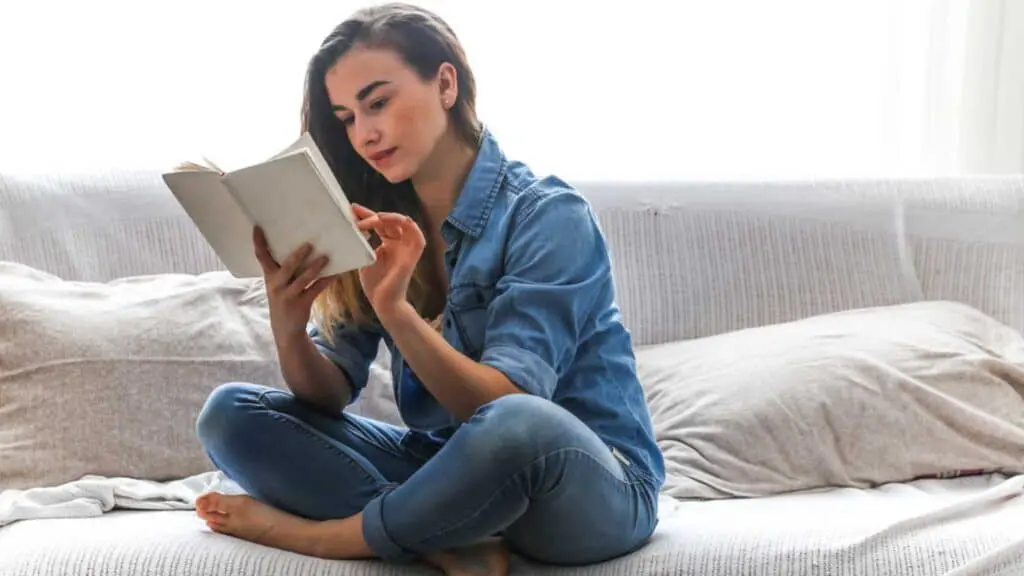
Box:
[388,101,420,143]
[387,98,444,152]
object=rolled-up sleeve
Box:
[480,188,611,399]
[307,320,382,403]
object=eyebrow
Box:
[332,80,391,112]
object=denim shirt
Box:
[308,128,666,488]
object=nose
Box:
[352,116,380,151]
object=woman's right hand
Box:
[253,226,335,342]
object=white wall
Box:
[0,0,1019,179]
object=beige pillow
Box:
[637,300,1024,500]
[0,262,285,490]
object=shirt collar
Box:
[442,126,506,243]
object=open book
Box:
[162,132,376,279]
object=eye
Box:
[369,97,389,111]
[338,115,354,126]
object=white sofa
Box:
[3,170,1024,575]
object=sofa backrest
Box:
[578,177,1024,346]
[3,171,1023,347]
[0,171,223,282]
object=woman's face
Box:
[325,44,455,184]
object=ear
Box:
[437,62,458,109]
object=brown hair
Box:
[301,2,482,334]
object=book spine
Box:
[220,176,258,228]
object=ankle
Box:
[310,515,375,560]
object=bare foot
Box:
[195,492,317,554]
[425,538,510,576]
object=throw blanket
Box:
[0,471,245,527]
[5,471,1024,533]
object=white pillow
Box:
[0,262,284,490]
[637,300,1024,499]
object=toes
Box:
[196,506,225,522]
[202,508,230,534]
[196,492,224,513]
[206,492,239,514]
[215,494,250,515]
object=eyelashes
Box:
[337,97,389,127]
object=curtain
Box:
[956,0,1024,173]
[0,1,1019,178]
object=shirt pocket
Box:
[446,284,493,359]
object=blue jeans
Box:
[195,382,659,565]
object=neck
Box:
[411,130,478,233]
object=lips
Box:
[369,148,397,164]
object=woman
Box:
[194,3,664,574]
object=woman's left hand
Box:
[352,203,426,318]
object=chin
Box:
[377,165,415,184]
[379,172,406,184]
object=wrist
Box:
[276,325,310,348]
[375,300,418,331]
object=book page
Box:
[271,133,313,159]
[221,153,375,278]
[161,171,263,278]
[271,132,360,228]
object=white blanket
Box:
[0,471,245,527]
[5,472,1024,531]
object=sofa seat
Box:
[4,475,1024,576]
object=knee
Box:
[195,381,266,453]
[468,394,574,461]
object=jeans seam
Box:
[621,455,657,485]
[258,389,410,460]
[341,416,412,462]
[413,446,638,547]
[256,392,390,492]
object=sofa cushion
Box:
[637,300,1024,499]
[0,262,284,490]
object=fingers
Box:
[356,215,382,232]
[284,254,329,300]
[356,211,422,242]
[298,275,336,309]
[376,212,411,223]
[257,227,336,302]
[383,213,425,247]
[357,215,402,239]
[351,203,375,219]
[272,243,314,292]
[353,205,406,228]
[252,227,280,275]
